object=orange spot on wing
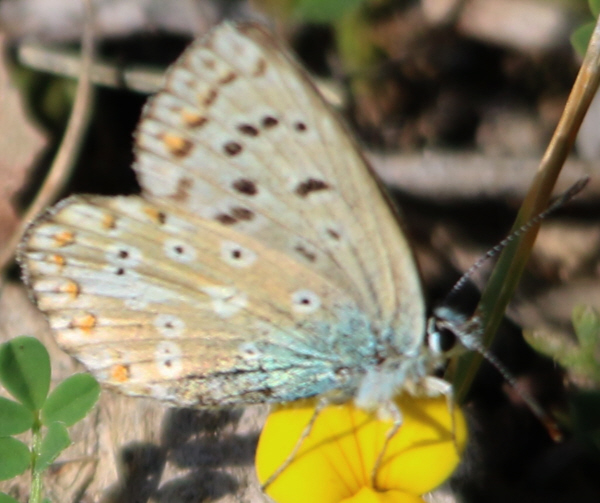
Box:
[59,280,80,298]
[161,133,193,158]
[70,313,97,333]
[181,110,208,128]
[111,364,130,383]
[51,254,66,267]
[54,231,75,247]
[143,207,166,224]
[102,213,117,230]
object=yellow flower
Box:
[256,394,467,503]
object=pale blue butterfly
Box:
[19,22,456,435]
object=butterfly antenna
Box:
[439,314,563,441]
[445,177,590,303]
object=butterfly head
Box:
[425,306,474,360]
[352,311,464,411]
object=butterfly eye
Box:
[426,322,457,355]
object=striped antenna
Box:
[445,177,589,304]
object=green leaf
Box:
[0,396,34,435]
[0,337,50,410]
[572,305,600,348]
[41,374,100,427]
[35,422,71,473]
[0,493,21,503]
[295,0,365,22]
[590,0,600,18]
[524,305,600,385]
[0,437,30,480]
[571,21,595,58]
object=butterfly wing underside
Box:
[19,23,425,407]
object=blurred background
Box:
[0,1,599,502]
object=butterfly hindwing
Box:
[20,195,379,406]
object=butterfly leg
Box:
[370,378,459,488]
[261,397,329,490]
[371,401,403,489]
[422,376,460,452]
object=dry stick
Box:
[0,0,96,276]
[368,152,598,202]
[18,42,164,94]
[20,45,600,204]
[455,14,600,404]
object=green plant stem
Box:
[454,13,600,403]
[29,413,43,503]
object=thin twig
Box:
[0,0,96,275]
[18,41,163,94]
[454,12,600,402]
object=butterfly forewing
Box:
[19,22,426,408]
[135,23,425,342]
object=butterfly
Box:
[18,22,454,432]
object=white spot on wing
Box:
[105,244,142,267]
[220,240,257,268]
[239,342,262,361]
[319,222,344,246]
[201,286,248,318]
[291,289,321,314]
[123,282,181,311]
[101,264,141,280]
[124,298,150,310]
[164,238,197,263]
[155,341,183,378]
[154,314,186,338]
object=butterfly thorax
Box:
[353,344,444,411]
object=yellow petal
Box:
[376,396,467,494]
[341,487,425,503]
[256,395,467,503]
